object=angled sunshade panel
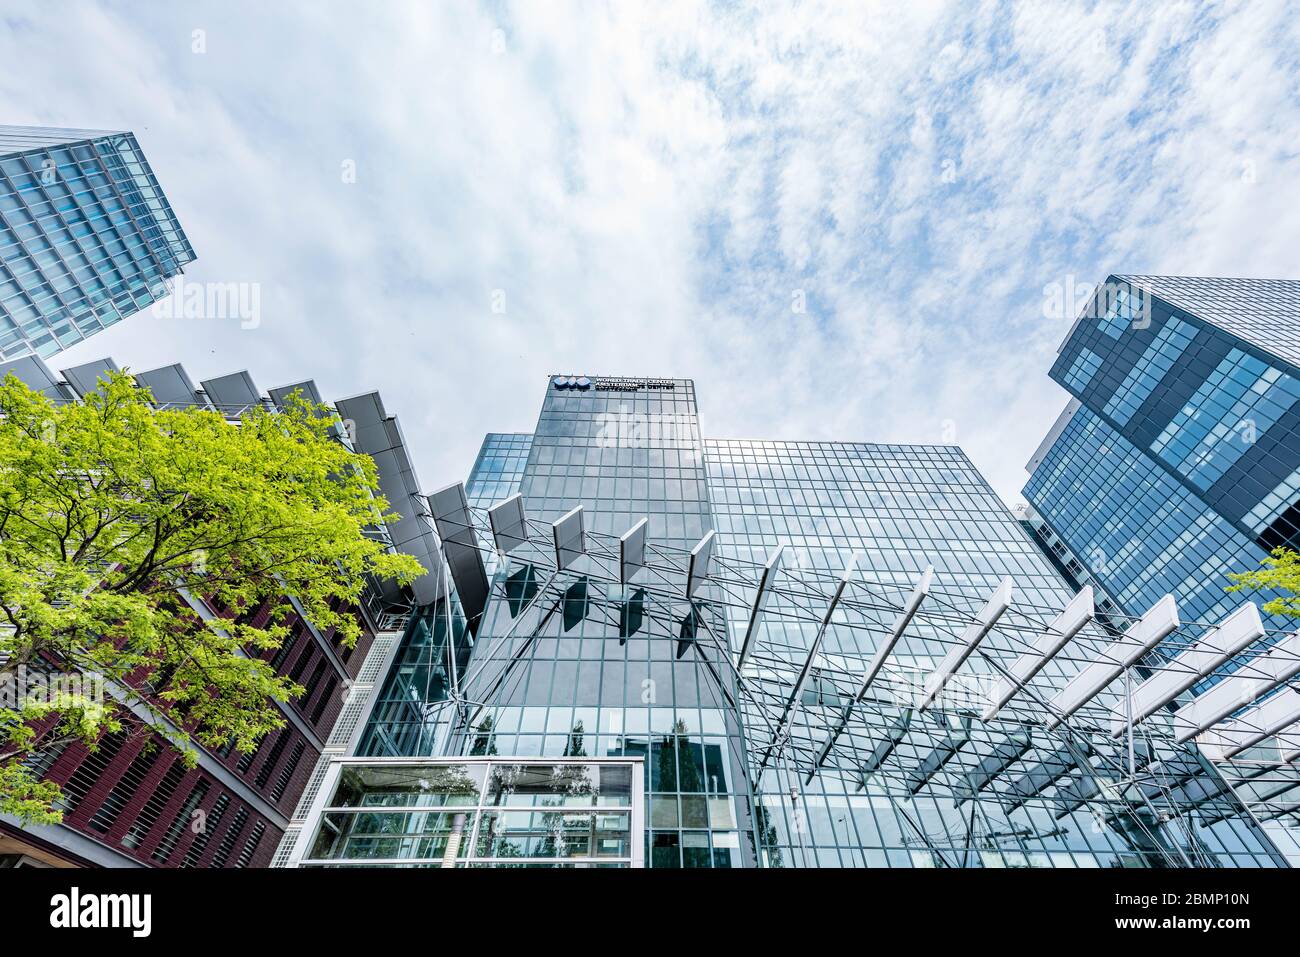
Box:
[60,357,120,398]
[905,714,971,794]
[619,518,648,586]
[850,565,934,706]
[686,529,716,598]
[758,557,857,774]
[983,586,1093,721]
[737,545,783,669]
[806,566,933,785]
[856,709,913,786]
[918,576,1013,711]
[1004,746,1082,811]
[1197,687,1300,761]
[200,370,260,413]
[136,363,202,407]
[956,728,1033,803]
[788,557,856,708]
[0,355,73,399]
[552,505,586,570]
[429,482,489,630]
[488,493,529,554]
[1172,630,1300,744]
[1046,594,1179,730]
[1109,602,1264,736]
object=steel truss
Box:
[415,488,1300,864]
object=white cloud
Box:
[2,0,1298,509]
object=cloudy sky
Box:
[3,0,1299,504]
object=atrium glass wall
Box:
[297,758,644,867]
[358,602,469,757]
[359,433,531,756]
[0,126,195,360]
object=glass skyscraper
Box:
[1024,276,1300,632]
[288,373,1294,868]
[0,125,195,360]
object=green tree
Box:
[1228,546,1300,617]
[0,370,423,823]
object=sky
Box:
[3,0,1299,506]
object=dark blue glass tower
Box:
[1024,276,1300,630]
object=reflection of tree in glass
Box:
[413,764,480,805]
[478,813,525,861]
[470,715,498,756]
[654,734,677,792]
[543,760,595,858]
[754,803,784,869]
[545,759,594,804]
[653,719,703,793]
[563,721,588,757]
[673,720,704,793]
[485,761,599,861]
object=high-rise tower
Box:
[0,126,195,361]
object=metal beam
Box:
[918,576,1013,711]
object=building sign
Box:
[552,375,675,392]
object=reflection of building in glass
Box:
[0,126,195,361]
[288,373,1299,868]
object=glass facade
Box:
[361,378,755,868]
[327,373,1291,868]
[466,432,533,509]
[0,125,195,360]
[1025,276,1300,628]
[706,439,1284,867]
[455,378,752,869]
